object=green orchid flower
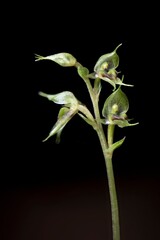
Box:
[38,91,96,142]
[91,44,133,90]
[39,91,78,142]
[102,86,139,127]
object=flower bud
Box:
[38,91,78,107]
[35,52,77,67]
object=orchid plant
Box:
[35,44,138,240]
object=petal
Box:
[43,107,77,142]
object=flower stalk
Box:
[77,68,120,240]
[35,45,138,240]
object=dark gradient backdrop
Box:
[1,3,159,240]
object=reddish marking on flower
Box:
[101,73,116,80]
[112,115,128,121]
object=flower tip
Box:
[35,54,44,62]
[115,43,122,51]
[128,121,139,127]
[38,91,42,95]
[42,135,50,142]
[121,83,134,87]
[38,91,49,99]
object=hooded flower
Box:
[102,86,139,127]
[91,44,133,90]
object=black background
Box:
[1,3,159,240]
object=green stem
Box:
[105,152,120,240]
[81,74,120,240]
[108,124,115,147]
[80,75,108,149]
[106,125,120,240]
[97,115,120,240]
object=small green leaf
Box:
[77,66,89,78]
[108,137,126,152]
[35,52,77,67]
[39,91,78,106]
[93,78,102,96]
[78,104,95,122]
[87,72,96,79]
[78,113,97,129]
